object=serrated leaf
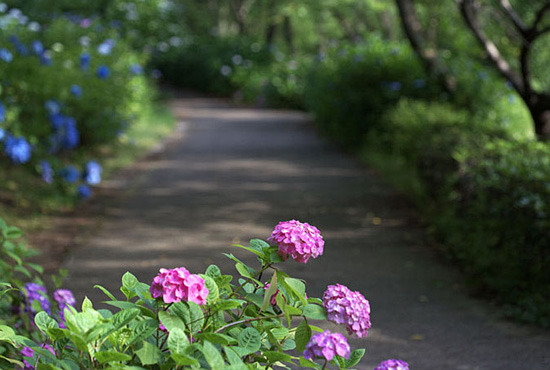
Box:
[345,348,366,367]
[211,299,244,313]
[249,238,270,251]
[167,327,189,354]
[295,320,312,352]
[35,312,59,333]
[205,264,221,278]
[95,350,133,364]
[200,274,219,304]
[303,304,327,320]
[159,311,185,332]
[201,341,225,368]
[261,272,278,312]
[238,327,261,354]
[136,340,162,365]
[121,272,138,290]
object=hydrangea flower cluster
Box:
[303,330,350,362]
[53,289,75,328]
[373,359,409,370]
[150,267,209,305]
[23,283,51,315]
[323,284,371,338]
[3,134,31,164]
[267,220,324,263]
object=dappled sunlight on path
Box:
[62,91,550,369]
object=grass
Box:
[0,98,176,231]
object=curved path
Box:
[63,91,550,369]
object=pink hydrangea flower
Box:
[373,359,409,370]
[268,220,324,263]
[323,284,371,338]
[150,267,209,305]
[303,330,350,362]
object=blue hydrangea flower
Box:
[45,100,61,115]
[39,160,54,184]
[130,64,143,75]
[80,52,91,70]
[97,39,115,55]
[9,35,28,56]
[0,48,12,62]
[413,78,426,88]
[40,52,52,66]
[70,84,82,98]
[96,65,110,79]
[4,135,32,164]
[0,100,5,123]
[0,128,5,141]
[60,166,79,183]
[31,40,44,55]
[83,160,102,185]
[49,113,65,130]
[77,184,92,199]
[22,283,51,315]
[62,118,79,149]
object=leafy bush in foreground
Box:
[0,218,408,369]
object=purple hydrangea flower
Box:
[22,283,51,315]
[97,65,110,79]
[53,289,75,328]
[77,184,92,199]
[268,220,324,263]
[80,52,91,70]
[83,160,102,185]
[39,160,54,184]
[0,48,13,62]
[323,284,371,338]
[373,359,409,370]
[22,344,55,369]
[303,330,350,362]
[4,135,32,164]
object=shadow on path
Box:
[61,90,550,369]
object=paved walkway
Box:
[63,91,550,369]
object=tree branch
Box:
[532,3,550,31]
[458,0,525,95]
[496,0,527,35]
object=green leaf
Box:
[344,348,366,368]
[238,327,261,355]
[167,327,189,354]
[128,319,158,346]
[46,328,67,341]
[284,277,306,304]
[35,311,59,333]
[224,347,246,366]
[95,350,133,364]
[270,327,289,340]
[195,332,237,346]
[299,357,322,369]
[187,302,205,334]
[200,274,219,304]
[211,299,244,313]
[172,353,198,366]
[205,264,221,278]
[82,297,94,311]
[122,272,138,290]
[281,338,296,351]
[261,272,278,312]
[249,239,270,251]
[110,308,140,332]
[159,311,185,332]
[36,364,62,370]
[135,340,162,365]
[244,293,264,308]
[235,262,253,279]
[263,351,293,364]
[94,285,117,301]
[5,226,22,239]
[303,304,327,320]
[232,243,264,258]
[0,354,23,367]
[295,320,312,352]
[201,341,225,369]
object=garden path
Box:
[61,90,550,369]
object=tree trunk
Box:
[265,0,277,47]
[282,15,295,54]
[529,94,550,140]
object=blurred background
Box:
[0,0,549,330]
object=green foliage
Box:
[362,99,550,327]
[0,227,369,369]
